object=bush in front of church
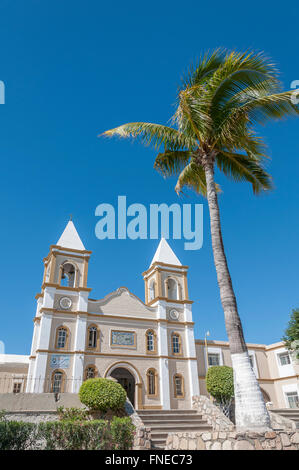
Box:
[79,378,127,412]
[206,366,234,418]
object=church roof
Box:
[56,221,86,251]
[150,238,182,266]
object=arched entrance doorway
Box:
[110,367,135,406]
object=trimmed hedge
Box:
[206,365,234,402]
[79,378,127,412]
[0,421,37,450]
[0,417,134,450]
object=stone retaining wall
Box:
[192,396,234,431]
[165,430,299,450]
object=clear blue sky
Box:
[0,0,298,354]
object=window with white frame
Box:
[52,371,63,393]
[286,391,299,409]
[13,382,22,393]
[278,352,291,366]
[172,334,181,354]
[208,353,220,366]
[56,327,67,349]
[146,331,155,352]
[88,326,98,348]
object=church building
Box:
[0,221,298,411]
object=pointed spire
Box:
[150,238,182,266]
[56,221,86,251]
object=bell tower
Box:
[26,220,92,393]
[143,237,190,306]
[142,238,199,409]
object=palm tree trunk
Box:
[203,159,271,430]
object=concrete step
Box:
[138,409,198,415]
[271,409,299,419]
[137,409,212,449]
[150,423,212,431]
[139,414,203,422]
[140,417,204,424]
[271,408,299,428]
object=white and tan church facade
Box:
[1,221,298,411]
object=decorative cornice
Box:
[198,375,299,382]
[142,261,189,277]
[41,282,92,292]
[38,307,194,325]
[35,349,197,361]
[147,296,193,306]
[50,244,92,255]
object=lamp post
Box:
[204,331,210,372]
[204,330,212,401]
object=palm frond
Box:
[102,122,197,151]
[180,48,226,89]
[175,162,208,196]
[216,151,273,194]
[154,150,191,177]
[239,90,299,124]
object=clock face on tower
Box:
[59,296,72,310]
[169,309,179,320]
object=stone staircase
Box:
[271,408,299,428]
[137,409,212,449]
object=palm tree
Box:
[102,49,298,430]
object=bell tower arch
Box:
[26,219,92,392]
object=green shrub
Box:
[110,416,135,450]
[206,366,234,403]
[38,417,134,450]
[0,410,7,422]
[38,420,112,450]
[57,406,89,422]
[79,378,127,412]
[0,418,135,450]
[0,421,37,450]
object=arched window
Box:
[173,374,184,398]
[56,326,69,349]
[51,370,65,393]
[171,332,182,355]
[149,280,156,301]
[167,278,177,300]
[87,325,99,350]
[60,262,76,288]
[146,329,156,354]
[84,365,97,380]
[88,326,98,348]
[147,368,158,397]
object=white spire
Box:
[56,221,86,251]
[150,238,182,266]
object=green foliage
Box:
[0,418,135,450]
[206,366,234,403]
[0,421,37,450]
[103,49,299,197]
[79,378,127,412]
[38,420,112,450]
[57,406,89,422]
[0,410,7,422]
[282,308,299,360]
[110,417,135,450]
